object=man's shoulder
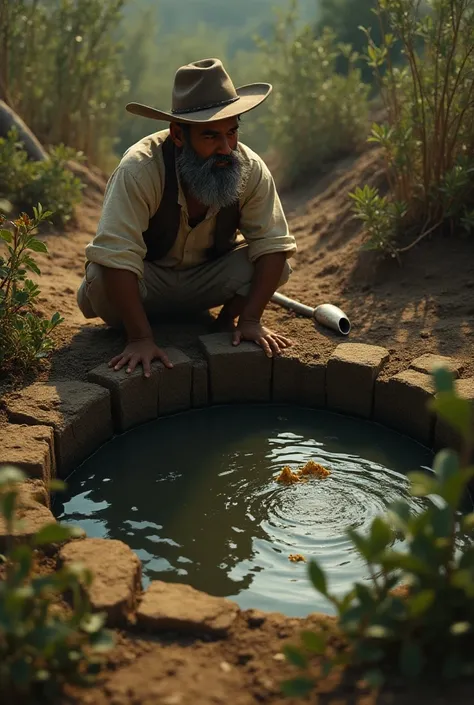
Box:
[118,129,169,178]
[238,141,267,171]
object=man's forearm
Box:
[240,252,287,322]
[103,267,153,341]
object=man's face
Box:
[185,117,240,162]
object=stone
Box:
[158,348,192,415]
[410,354,463,378]
[0,480,55,549]
[199,333,271,404]
[0,424,55,483]
[374,370,435,445]
[272,354,325,407]
[88,362,160,432]
[137,580,239,635]
[4,381,113,477]
[192,359,209,408]
[59,538,142,626]
[435,378,474,452]
[327,343,389,418]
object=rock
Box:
[59,538,142,626]
[0,424,55,483]
[327,343,390,419]
[410,354,463,378]
[374,370,435,445]
[435,378,474,452]
[199,333,271,403]
[0,480,55,549]
[137,581,239,636]
[272,354,325,407]
[4,381,113,476]
[191,359,209,408]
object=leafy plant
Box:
[282,365,474,694]
[0,466,114,700]
[352,0,474,254]
[256,0,370,188]
[0,204,64,375]
[0,129,84,225]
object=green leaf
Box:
[408,471,438,497]
[450,621,471,636]
[407,590,435,617]
[0,491,17,522]
[0,229,12,243]
[300,630,326,654]
[399,641,424,679]
[80,612,107,634]
[27,238,48,253]
[370,517,393,554]
[364,625,392,640]
[380,550,431,575]
[90,629,115,652]
[432,366,455,394]
[308,560,328,595]
[283,645,308,669]
[33,523,84,546]
[430,393,473,441]
[280,677,314,697]
[433,450,459,483]
[0,466,26,486]
[363,669,385,689]
[47,479,67,492]
[387,500,411,531]
[461,513,474,533]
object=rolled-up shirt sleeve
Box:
[239,157,297,263]
[85,164,158,279]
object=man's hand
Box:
[108,338,173,378]
[233,318,292,358]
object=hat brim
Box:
[125,83,272,124]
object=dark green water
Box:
[55,405,434,617]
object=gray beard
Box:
[176,139,250,209]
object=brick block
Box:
[327,343,389,418]
[435,378,474,452]
[410,354,463,378]
[158,348,192,415]
[374,370,435,445]
[0,424,55,482]
[192,359,209,408]
[88,362,160,432]
[273,354,326,407]
[0,480,55,549]
[199,333,271,403]
[4,381,113,477]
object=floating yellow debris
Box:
[289,554,306,563]
[275,466,302,484]
[275,460,331,484]
[298,460,331,479]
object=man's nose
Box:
[215,136,232,155]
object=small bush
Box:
[0,205,63,376]
[0,466,114,701]
[351,0,474,255]
[282,365,474,693]
[257,0,370,188]
[0,129,84,225]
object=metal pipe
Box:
[271,292,351,336]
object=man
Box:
[77,58,296,377]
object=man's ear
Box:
[169,122,185,148]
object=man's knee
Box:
[76,263,122,328]
[231,251,292,298]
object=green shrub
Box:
[0,466,114,700]
[0,204,63,376]
[257,0,370,188]
[351,0,474,255]
[282,365,474,693]
[0,130,84,225]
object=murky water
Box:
[55,405,435,617]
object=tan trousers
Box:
[77,246,291,327]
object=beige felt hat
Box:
[126,58,272,124]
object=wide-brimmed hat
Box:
[126,58,272,124]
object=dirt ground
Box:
[2,148,474,703]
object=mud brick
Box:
[374,370,435,445]
[4,381,113,477]
[435,378,474,453]
[192,359,209,408]
[410,354,463,378]
[0,424,55,482]
[273,353,326,407]
[157,348,192,415]
[327,343,389,418]
[199,333,271,403]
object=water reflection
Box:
[55,405,433,616]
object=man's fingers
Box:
[257,337,273,358]
[109,354,124,368]
[275,334,292,348]
[233,330,242,346]
[113,355,130,371]
[158,351,174,369]
[143,357,152,378]
[126,355,140,374]
[267,336,282,357]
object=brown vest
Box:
[143,136,241,262]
